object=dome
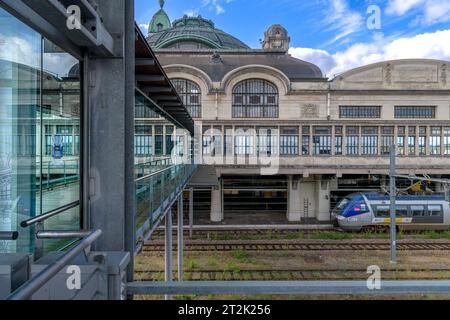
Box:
[148,0,171,33]
[147,15,250,50]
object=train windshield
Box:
[333,195,353,215]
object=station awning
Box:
[187,165,219,189]
[134,24,194,134]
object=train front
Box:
[331,193,372,231]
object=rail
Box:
[0,231,18,240]
[7,229,102,300]
[20,201,80,228]
[36,230,92,239]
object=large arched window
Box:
[172,78,202,118]
[232,79,279,118]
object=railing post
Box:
[189,187,194,239]
[165,209,173,300]
[177,194,184,282]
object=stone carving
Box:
[384,63,392,85]
[302,103,319,118]
[441,64,447,84]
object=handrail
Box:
[36,230,91,239]
[20,201,80,228]
[0,231,19,241]
[7,229,102,300]
[134,164,178,183]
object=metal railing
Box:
[21,201,80,228]
[0,231,18,240]
[7,229,102,300]
[135,163,196,246]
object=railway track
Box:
[134,268,450,281]
[141,240,450,252]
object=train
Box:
[331,193,450,231]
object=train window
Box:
[396,205,409,217]
[411,205,426,216]
[428,205,443,217]
[374,205,390,217]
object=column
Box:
[210,183,223,222]
[316,177,331,222]
[287,175,301,222]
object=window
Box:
[346,126,359,155]
[374,205,390,217]
[257,128,278,156]
[444,128,450,155]
[411,205,426,217]
[280,127,298,155]
[313,127,332,155]
[418,126,427,155]
[408,127,416,155]
[224,126,233,156]
[135,125,153,156]
[302,126,310,156]
[212,126,222,157]
[154,126,164,156]
[235,128,255,155]
[335,126,343,155]
[172,79,202,118]
[135,95,160,118]
[339,106,381,118]
[395,106,436,118]
[396,205,409,217]
[397,126,405,155]
[232,79,278,118]
[165,126,174,156]
[430,127,441,155]
[428,205,443,217]
[381,127,394,155]
[361,127,378,155]
[202,126,212,155]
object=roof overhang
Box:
[135,24,194,134]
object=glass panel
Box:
[0,9,81,253]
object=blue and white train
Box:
[332,193,450,231]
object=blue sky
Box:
[137,0,450,77]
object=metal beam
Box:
[0,231,19,241]
[136,75,166,82]
[21,0,114,56]
[142,86,173,93]
[135,58,155,66]
[127,280,450,296]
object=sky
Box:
[136,0,450,78]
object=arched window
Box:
[172,78,202,118]
[232,79,279,118]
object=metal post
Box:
[389,143,397,264]
[189,187,194,239]
[165,209,173,300]
[177,194,184,282]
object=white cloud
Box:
[139,23,149,34]
[386,0,425,15]
[202,0,229,15]
[289,29,450,78]
[184,9,199,17]
[322,0,364,45]
[387,0,450,25]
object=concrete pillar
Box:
[287,175,301,222]
[316,178,331,222]
[210,184,223,222]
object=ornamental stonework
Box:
[302,103,319,118]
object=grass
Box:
[230,249,249,261]
[420,230,450,239]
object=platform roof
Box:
[187,165,219,189]
[135,24,194,134]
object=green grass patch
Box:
[230,249,249,261]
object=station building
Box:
[145,1,450,223]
